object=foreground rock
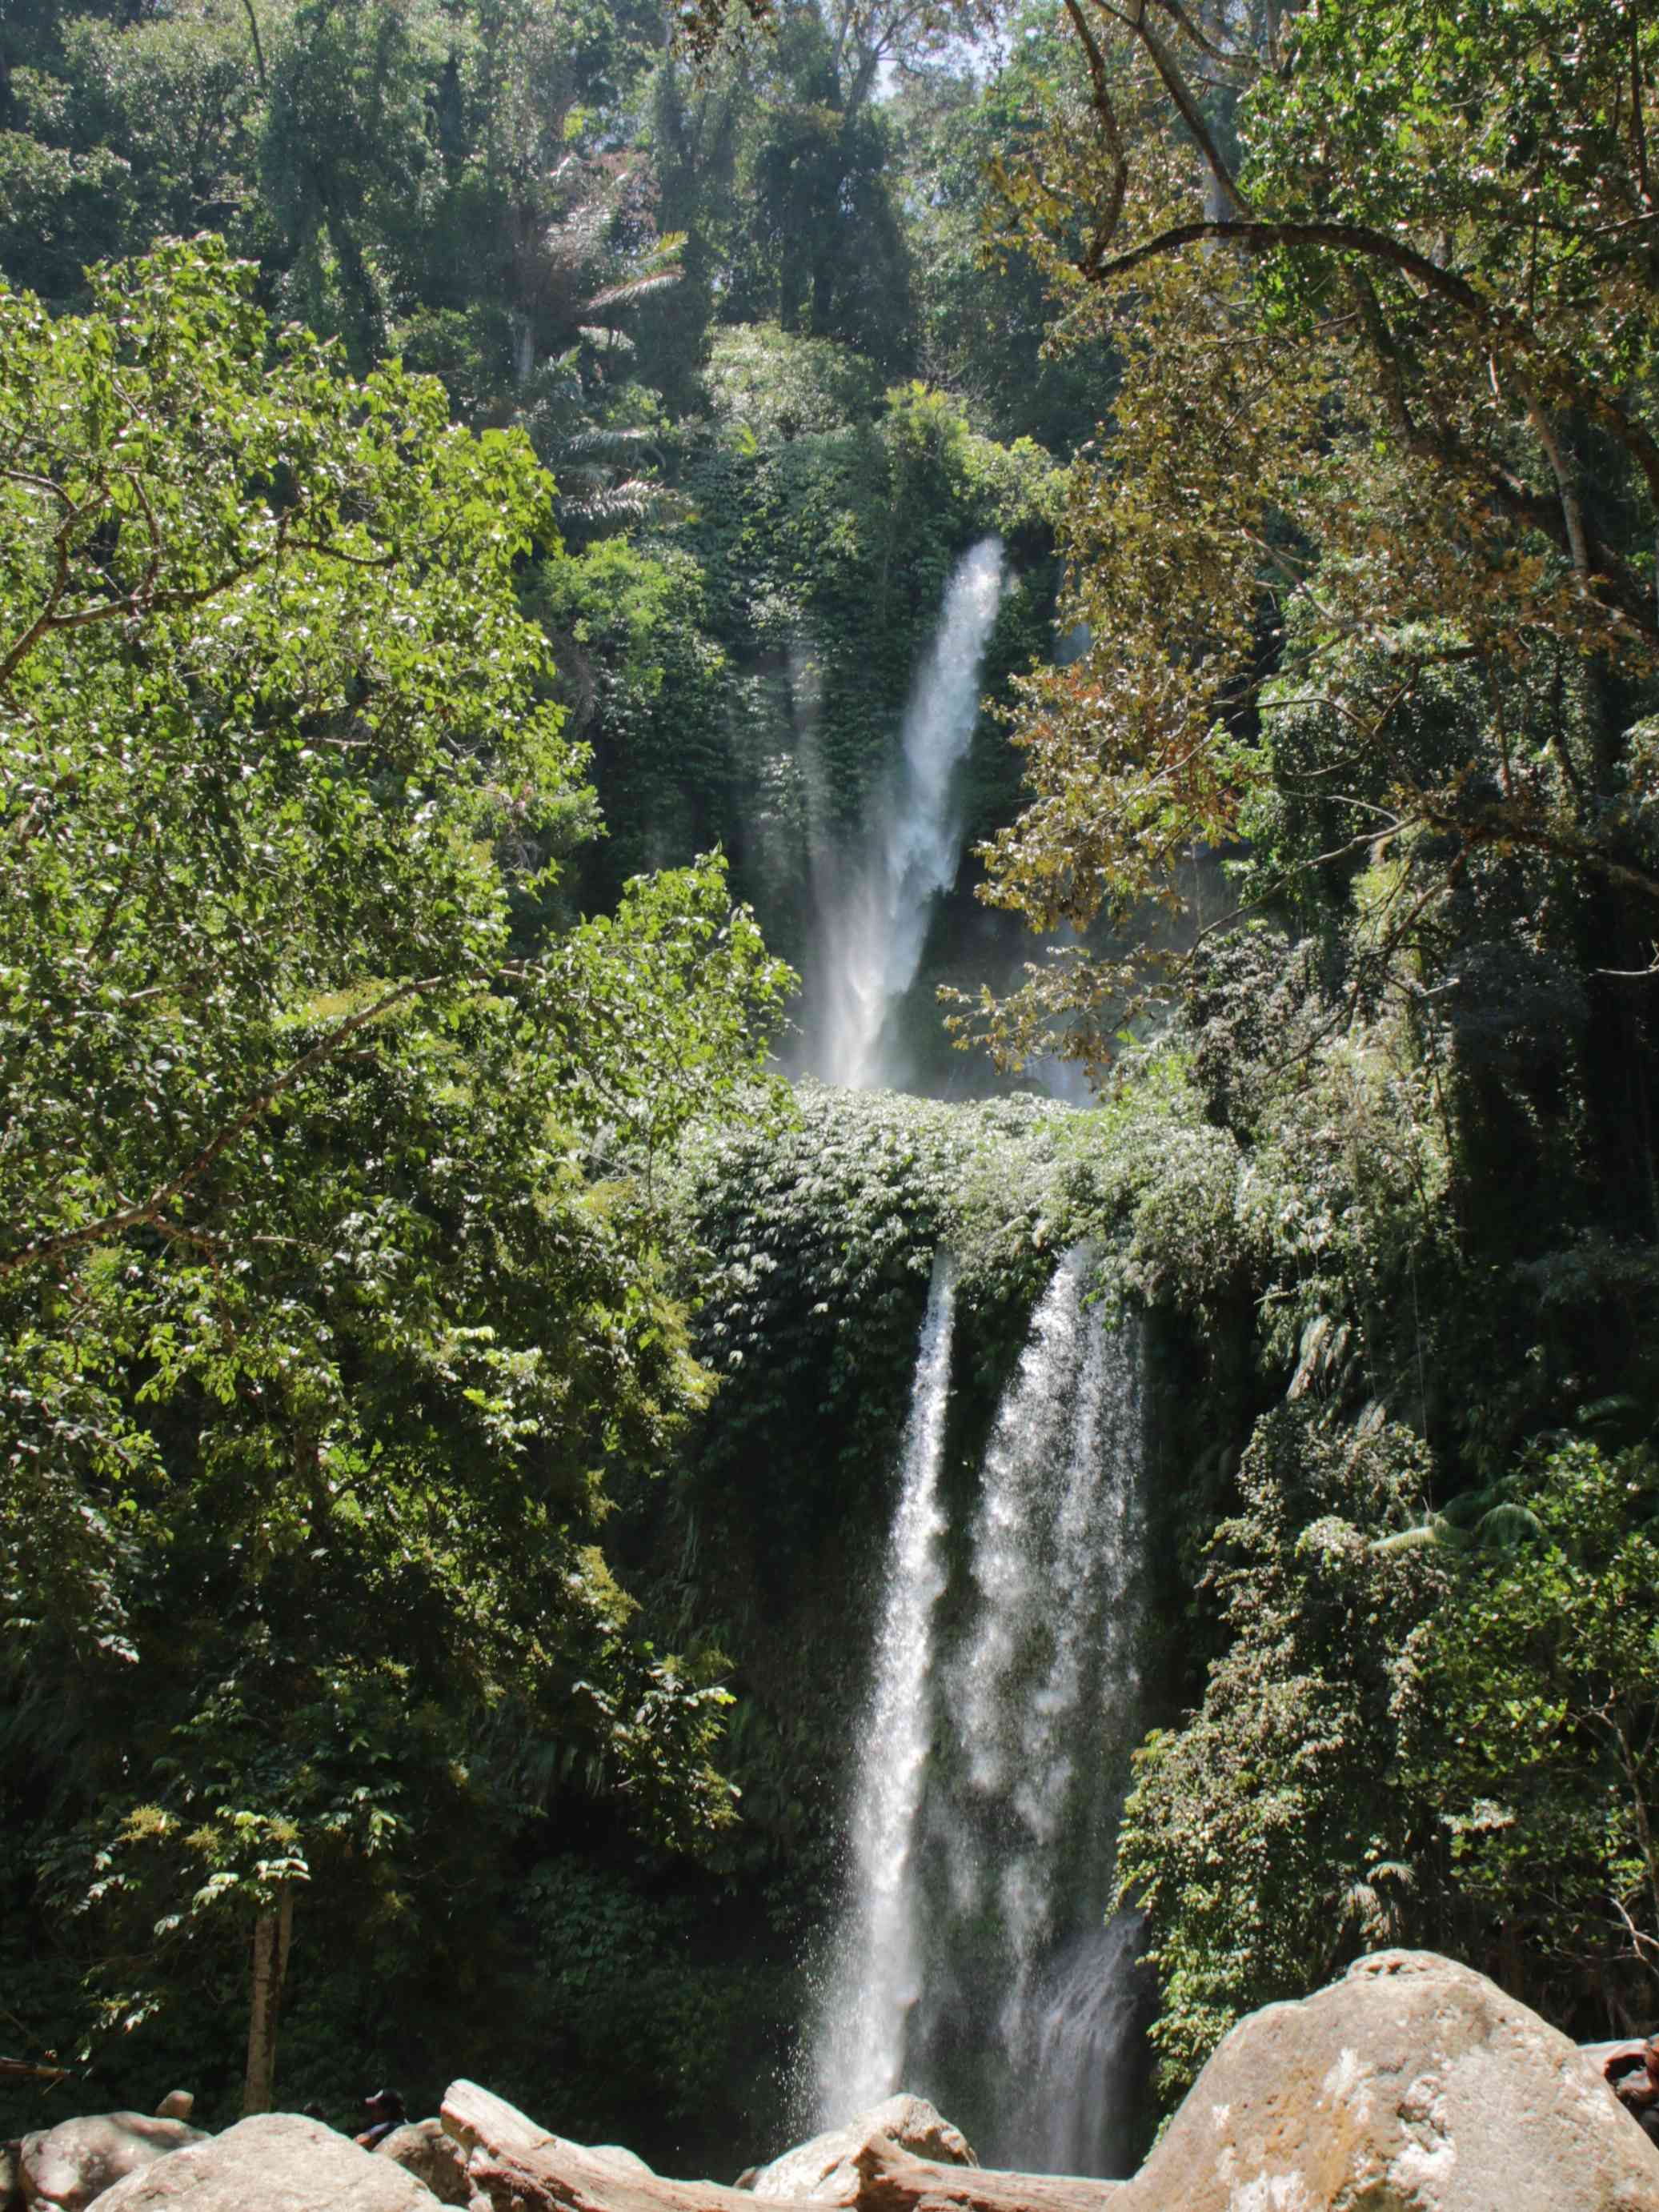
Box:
[747,2098,976,2204]
[452,1950,1659,2212]
[375,2119,473,2205]
[852,1950,1659,2212]
[1122,1948,1659,2211]
[91,2114,435,2211]
[18,2115,205,2210]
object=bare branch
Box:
[1123,0,1251,215]
[1063,0,1129,260]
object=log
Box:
[851,2138,1121,2212]
[439,2089,1120,2212]
[0,2057,72,2082]
[442,2082,763,2212]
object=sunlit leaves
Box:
[0,242,791,2084]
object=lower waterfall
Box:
[813,1245,1150,2175]
[813,1253,957,2119]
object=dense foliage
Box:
[0,238,790,2133]
[0,0,1080,2148]
[6,0,1659,2173]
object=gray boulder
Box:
[1120,1948,1659,2212]
[18,2115,204,2210]
[92,2114,435,2211]
[749,2096,976,2204]
[375,2119,471,2204]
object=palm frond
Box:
[583,266,683,315]
[562,425,658,455]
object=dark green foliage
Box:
[1117,1409,1444,2102]
[1404,1440,1659,2035]
[527,540,733,907]
[0,240,791,2127]
[674,1084,1065,1555]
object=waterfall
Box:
[1023,1909,1152,2179]
[813,1252,958,2121]
[816,537,1004,1090]
[818,1244,1149,2174]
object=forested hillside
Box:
[2,0,1659,2186]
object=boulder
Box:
[375,2119,472,2205]
[18,2116,204,2210]
[1118,1948,1659,2212]
[749,2098,976,2205]
[91,2114,435,2211]
[590,2148,655,2178]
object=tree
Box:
[0,239,792,2110]
[894,16,1120,451]
[1404,1440,1659,2030]
[952,0,1659,1076]
[1115,1408,1445,2103]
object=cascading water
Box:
[813,1254,958,2120]
[815,537,1004,1090]
[927,1247,1148,2169]
[1022,1909,1151,2178]
[814,1245,1150,2176]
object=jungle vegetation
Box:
[2,0,1658,2171]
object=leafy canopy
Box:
[959,0,1659,1072]
[0,239,792,2074]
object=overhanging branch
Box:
[1080,216,1659,571]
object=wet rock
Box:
[749,2097,976,2205]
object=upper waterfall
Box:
[811,536,1005,1090]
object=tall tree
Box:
[0,239,791,2105]
[956,0,1659,1077]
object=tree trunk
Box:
[242,1885,294,2116]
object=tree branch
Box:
[1346,270,1656,640]
[1124,0,1250,214]
[1062,0,1128,261]
[1082,216,1659,511]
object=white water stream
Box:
[815,537,1004,1089]
[814,1246,1149,2174]
[812,1253,958,2118]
